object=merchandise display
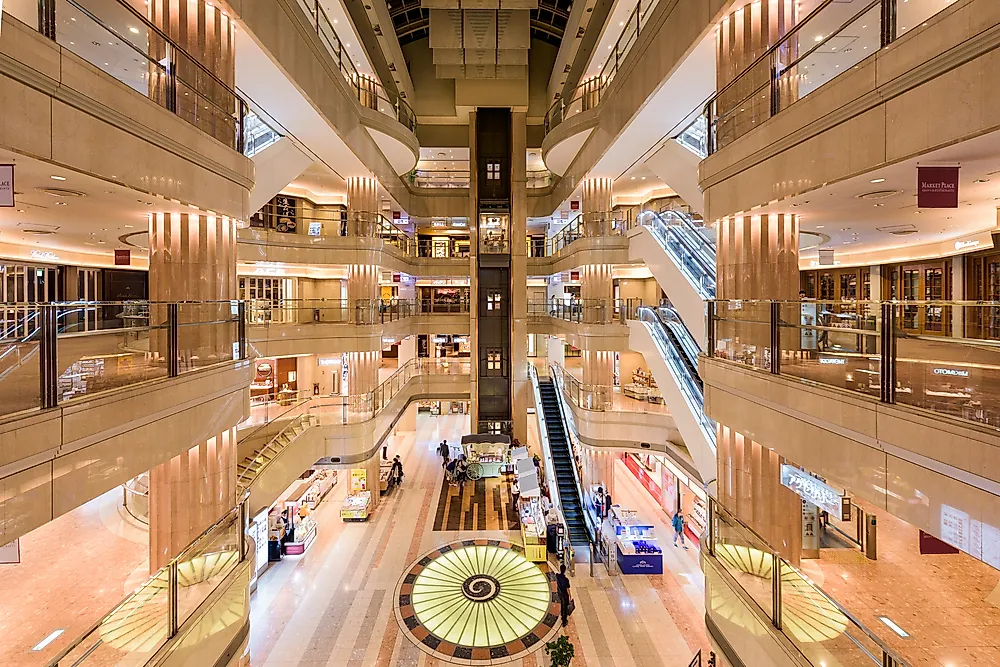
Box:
[302,469,338,508]
[281,483,320,556]
[605,506,664,574]
[341,491,372,521]
[460,433,512,479]
[519,496,548,562]
[623,368,663,403]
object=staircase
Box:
[237,413,318,489]
[537,379,590,546]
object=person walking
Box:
[439,441,450,469]
[555,564,573,627]
[390,455,404,488]
[603,491,613,519]
[382,444,388,460]
[672,511,687,549]
[456,456,469,492]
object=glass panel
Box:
[711,301,772,371]
[897,0,955,38]
[779,563,883,667]
[712,509,774,618]
[175,513,241,628]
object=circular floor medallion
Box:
[394,539,562,663]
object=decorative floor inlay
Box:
[393,539,562,664]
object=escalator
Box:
[627,306,717,483]
[537,379,591,546]
[628,209,716,347]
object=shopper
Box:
[382,444,388,460]
[603,491,613,519]
[556,564,573,626]
[672,511,687,549]
[391,455,404,487]
[439,441,450,469]
[456,456,469,492]
[445,458,458,485]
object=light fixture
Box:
[129,26,140,34]
[50,175,66,181]
[870,178,885,183]
[974,178,990,183]
[878,617,909,638]
[33,630,65,651]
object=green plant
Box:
[545,635,575,667]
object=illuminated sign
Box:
[432,336,448,343]
[955,239,981,251]
[0,164,13,207]
[934,367,970,378]
[317,357,340,367]
[29,250,58,261]
[819,357,846,365]
[780,465,843,516]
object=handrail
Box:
[237,413,317,488]
[710,498,910,667]
[631,210,716,298]
[540,212,626,257]
[297,0,416,132]
[47,490,252,667]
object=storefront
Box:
[418,334,470,358]
[263,467,339,571]
[250,357,300,406]
[417,400,468,415]
[417,285,470,312]
[342,468,373,521]
[621,453,707,543]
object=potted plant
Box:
[544,635,575,667]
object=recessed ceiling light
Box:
[975,178,990,183]
[50,175,66,181]
[878,617,909,638]
[641,177,646,180]
[870,178,885,183]
[874,203,884,207]
[129,26,140,34]
[55,202,67,206]
[16,209,25,213]
[816,225,824,229]
[32,630,65,651]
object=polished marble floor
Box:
[0,488,149,666]
[247,412,711,666]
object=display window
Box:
[884,259,951,336]
[250,357,299,405]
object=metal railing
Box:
[708,497,909,667]
[628,209,716,299]
[409,168,471,189]
[21,0,280,156]
[0,300,246,419]
[543,0,661,134]
[249,205,412,248]
[708,299,1000,429]
[296,0,415,131]
[122,474,149,525]
[47,492,251,666]
[535,213,627,257]
[550,361,669,414]
[243,297,471,327]
[527,297,645,325]
[703,0,951,154]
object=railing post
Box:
[314,0,320,34]
[166,44,178,114]
[38,0,57,40]
[707,498,715,557]
[237,99,246,154]
[769,301,781,375]
[880,0,897,48]
[237,301,247,360]
[167,303,179,377]
[168,560,179,637]
[769,51,780,117]
[880,302,896,404]
[771,551,782,630]
[706,301,716,355]
[39,306,58,409]
[239,499,248,561]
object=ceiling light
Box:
[974,178,990,183]
[129,26,140,34]
[641,177,646,180]
[50,175,66,181]
[878,617,909,638]
[16,209,25,213]
[816,225,824,228]
[33,630,65,651]
[55,202,67,206]
[870,178,885,183]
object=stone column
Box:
[716,213,799,301]
[149,428,238,570]
[348,263,380,324]
[715,0,798,147]
[582,350,614,410]
[580,263,613,323]
[581,177,613,237]
[147,0,238,148]
[347,176,380,237]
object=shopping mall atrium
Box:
[2,0,999,665]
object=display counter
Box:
[284,516,317,555]
[605,507,663,575]
[519,497,548,562]
[341,491,372,521]
[461,433,512,479]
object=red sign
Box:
[114,249,131,266]
[917,165,960,208]
[919,530,960,555]
[392,273,401,283]
[570,271,580,282]
[622,454,662,504]
[392,210,401,220]
[570,200,579,211]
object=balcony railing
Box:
[248,206,414,254]
[528,213,626,257]
[245,297,471,326]
[543,0,661,135]
[707,498,909,667]
[13,0,280,156]
[550,361,667,414]
[703,0,954,154]
[48,492,251,666]
[0,300,247,419]
[409,168,471,189]
[296,0,415,132]
[709,299,1000,429]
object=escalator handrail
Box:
[651,306,701,369]
[654,211,716,279]
[528,364,572,539]
[546,364,598,543]
[637,211,716,297]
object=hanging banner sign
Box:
[917,165,960,208]
[0,164,13,207]
[780,465,844,517]
[114,249,131,266]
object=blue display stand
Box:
[616,545,663,575]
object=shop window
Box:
[839,273,857,301]
[924,267,944,332]
[902,269,919,330]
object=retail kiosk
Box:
[604,506,663,574]
[517,470,548,562]
[341,468,372,521]
[460,434,511,479]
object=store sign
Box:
[800,302,817,350]
[0,164,13,207]
[317,357,339,367]
[29,250,58,261]
[392,210,401,220]
[780,465,843,517]
[114,249,130,266]
[819,357,846,365]
[0,538,20,564]
[308,222,322,236]
[570,200,579,211]
[917,165,960,208]
[934,367,969,378]
[955,239,981,251]
[350,468,367,492]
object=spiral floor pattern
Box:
[394,539,562,663]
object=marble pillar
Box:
[716,424,802,566]
[147,0,238,148]
[582,350,614,410]
[581,177,613,237]
[149,428,237,570]
[716,213,799,301]
[715,0,798,147]
[580,263,613,323]
[347,263,380,323]
[347,176,380,237]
